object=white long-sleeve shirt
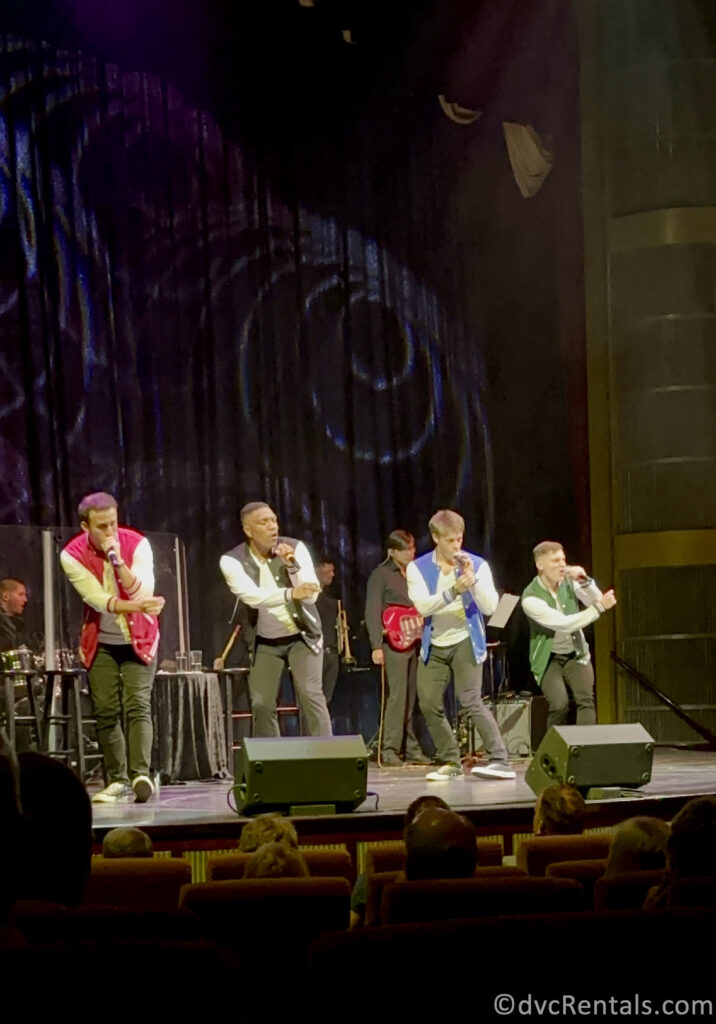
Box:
[406,553,498,648]
[60,536,154,644]
[219,541,318,639]
[522,577,603,655]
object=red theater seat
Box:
[516,833,612,876]
[364,837,503,874]
[380,875,585,924]
[207,847,353,882]
[83,858,192,909]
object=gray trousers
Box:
[89,643,156,783]
[382,644,425,759]
[417,637,508,765]
[322,650,340,706]
[250,637,332,737]
[541,653,596,729]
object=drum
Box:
[1,647,33,672]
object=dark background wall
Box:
[578,0,716,737]
[0,0,588,683]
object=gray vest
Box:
[224,538,322,657]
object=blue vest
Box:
[414,550,488,665]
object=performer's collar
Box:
[249,541,273,564]
[537,573,560,596]
[433,549,456,574]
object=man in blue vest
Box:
[220,502,332,737]
[521,540,616,730]
[406,509,515,781]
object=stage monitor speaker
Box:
[232,735,369,816]
[525,724,655,797]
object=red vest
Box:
[63,528,160,668]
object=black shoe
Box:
[405,753,433,766]
[380,751,403,767]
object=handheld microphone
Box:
[107,549,120,568]
[454,551,472,572]
[273,547,301,572]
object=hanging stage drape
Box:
[0,2,587,666]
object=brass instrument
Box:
[337,600,356,665]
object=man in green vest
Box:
[522,541,616,730]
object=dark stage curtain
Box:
[0,1,588,678]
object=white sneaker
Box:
[132,775,155,803]
[425,763,463,781]
[471,762,516,780]
[91,782,131,803]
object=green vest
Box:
[522,576,589,685]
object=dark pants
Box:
[88,643,156,783]
[417,637,508,765]
[322,650,340,705]
[541,653,596,729]
[381,644,425,759]
[250,637,332,737]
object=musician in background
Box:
[315,555,340,706]
[406,510,515,782]
[365,530,431,767]
[0,578,28,652]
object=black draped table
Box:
[151,671,229,782]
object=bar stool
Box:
[1,664,43,750]
[43,668,105,782]
[219,667,301,772]
[217,668,252,762]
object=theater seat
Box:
[308,908,713,1023]
[381,875,585,924]
[207,847,353,882]
[669,876,716,907]
[516,834,612,876]
[0,940,242,1012]
[545,858,608,907]
[10,903,201,944]
[594,869,667,911]
[180,877,350,972]
[364,837,503,874]
[83,858,192,909]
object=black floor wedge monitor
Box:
[232,735,369,816]
[526,724,655,798]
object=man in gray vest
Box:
[220,502,332,737]
[521,540,617,730]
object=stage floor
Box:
[90,747,716,848]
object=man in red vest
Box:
[61,493,165,803]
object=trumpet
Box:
[337,600,356,665]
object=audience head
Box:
[15,752,92,905]
[605,816,670,877]
[403,793,450,830]
[244,841,309,879]
[533,784,586,836]
[405,807,477,881]
[239,812,299,853]
[102,826,154,859]
[667,796,716,880]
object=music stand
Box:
[485,593,520,702]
